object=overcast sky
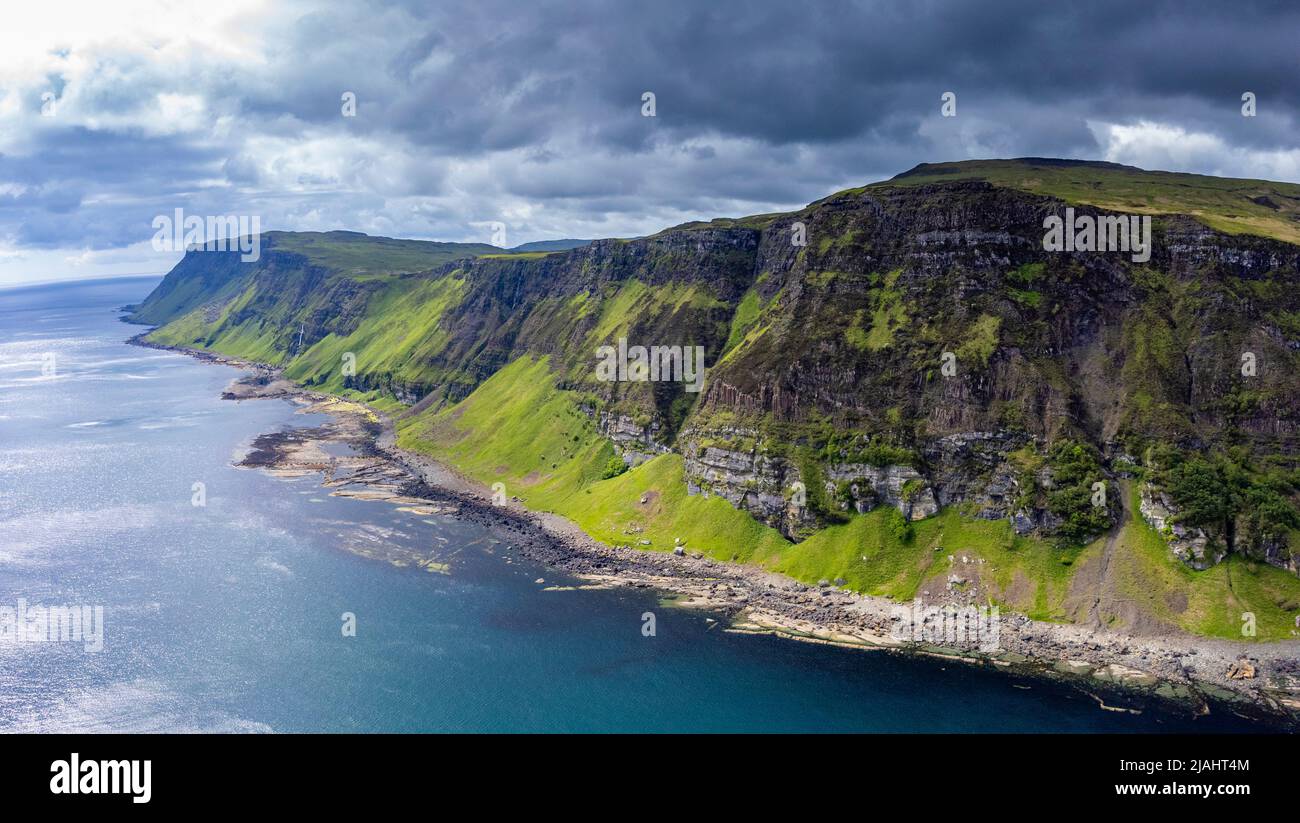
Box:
[1,0,1298,286]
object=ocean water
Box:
[0,277,1267,732]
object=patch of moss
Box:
[954,314,1001,367]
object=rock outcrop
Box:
[1138,483,1221,570]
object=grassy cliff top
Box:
[262,231,591,275]
[861,158,1300,245]
[264,231,503,277]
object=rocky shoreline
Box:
[130,332,1300,729]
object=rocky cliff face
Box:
[130,163,1300,572]
[1139,483,1219,569]
[676,182,1296,556]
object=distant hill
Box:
[509,239,591,253]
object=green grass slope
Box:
[1102,487,1300,640]
[284,273,467,393]
[785,507,1090,621]
[396,355,791,563]
[145,280,290,363]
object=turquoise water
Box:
[0,277,1267,732]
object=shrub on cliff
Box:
[1151,446,1300,557]
[1045,440,1111,544]
[601,456,629,479]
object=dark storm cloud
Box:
[2,0,1298,278]
[332,0,1300,150]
